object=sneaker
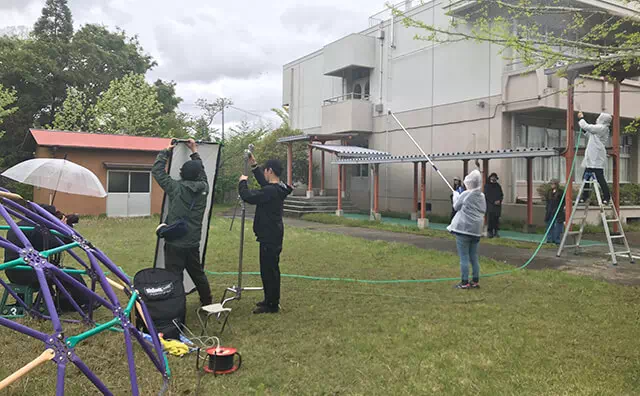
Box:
[470,282,480,289]
[155,223,167,237]
[602,200,609,205]
[454,282,470,289]
[253,305,279,314]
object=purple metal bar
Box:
[56,362,66,396]
[34,267,63,334]
[86,252,121,308]
[137,300,166,370]
[51,276,91,324]
[0,203,31,249]
[52,235,90,270]
[29,203,76,238]
[129,327,164,373]
[5,206,36,225]
[0,316,48,342]
[92,249,133,287]
[88,276,96,321]
[2,199,71,238]
[123,327,140,396]
[71,354,114,396]
[0,236,22,253]
[48,265,114,311]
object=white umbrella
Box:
[1,158,107,200]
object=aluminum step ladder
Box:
[557,176,635,266]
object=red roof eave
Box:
[30,129,171,152]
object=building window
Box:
[108,171,151,193]
[364,82,370,98]
[515,124,632,183]
[355,164,369,177]
[353,84,362,99]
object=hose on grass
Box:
[207,133,582,284]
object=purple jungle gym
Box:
[0,188,169,395]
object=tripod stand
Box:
[221,144,263,306]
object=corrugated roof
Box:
[332,148,560,164]
[276,134,358,144]
[30,129,170,152]
[310,144,391,157]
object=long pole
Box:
[388,110,454,192]
[221,106,225,142]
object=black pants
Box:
[259,243,282,308]
[582,168,611,202]
[163,244,212,306]
[488,212,501,236]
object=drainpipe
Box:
[378,23,385,106]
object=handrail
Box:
[323,92,371,105]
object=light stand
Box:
[222,144,262,306]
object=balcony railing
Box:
[323,93,371,106]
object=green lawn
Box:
[1,216,640,395]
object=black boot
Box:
[253,304,279,314]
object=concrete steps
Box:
[284,196,358,217]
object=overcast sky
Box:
[0,0,386,131]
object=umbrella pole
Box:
[50,154,68,206]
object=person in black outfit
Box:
[484,172,504,238]
[544,179,566,245]
[238,155,293,314]
[4,204,64,287]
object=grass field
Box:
[1,215,640,395]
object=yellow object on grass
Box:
[159,335,190,357]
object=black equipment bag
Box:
[133,268,186,340]
[57,271,94,312]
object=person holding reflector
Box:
[238,154,293,314]
[152,138,213,306]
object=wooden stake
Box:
[0,349,55,391]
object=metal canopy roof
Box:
[276,134,357,144]
[310,144,391,158]
[332,147,560,164]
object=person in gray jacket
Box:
[447,170,487,289]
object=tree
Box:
[52,87,92,131]
[91,73,162,136]
[33,0,73,42]
[190,116,219,142]
[154,80,182,114]
[394,0,640,132]
[196,97,233,140]
[0,84,18,141]
[253,107,310,185]
[158,111,191,139]
[68,25,156,108]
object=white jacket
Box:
[447,170,486,237]
[579,113,611,170]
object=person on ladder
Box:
[577,111,611,204]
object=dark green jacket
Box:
[152,149,209,248]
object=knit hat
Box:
[180,160,204,181]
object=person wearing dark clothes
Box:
[484,172,504,238]
[152,138,212,306]
[4,204,62,287]
[450,177,465,221]
[238,154,293,314]
[544,180,566,245]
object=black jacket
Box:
[484,182,504,215]
[238,167,293,245]
[545,189,566,223]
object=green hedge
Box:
[537,182,640,206]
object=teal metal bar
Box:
[0,258,24,271]
[66,317,121,348]
[123,292,138,316]
[11,265,87,275]
[41,242,79,258]
[0,226,66,239]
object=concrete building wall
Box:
[33,147,163,216]
[285,1,640,221]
